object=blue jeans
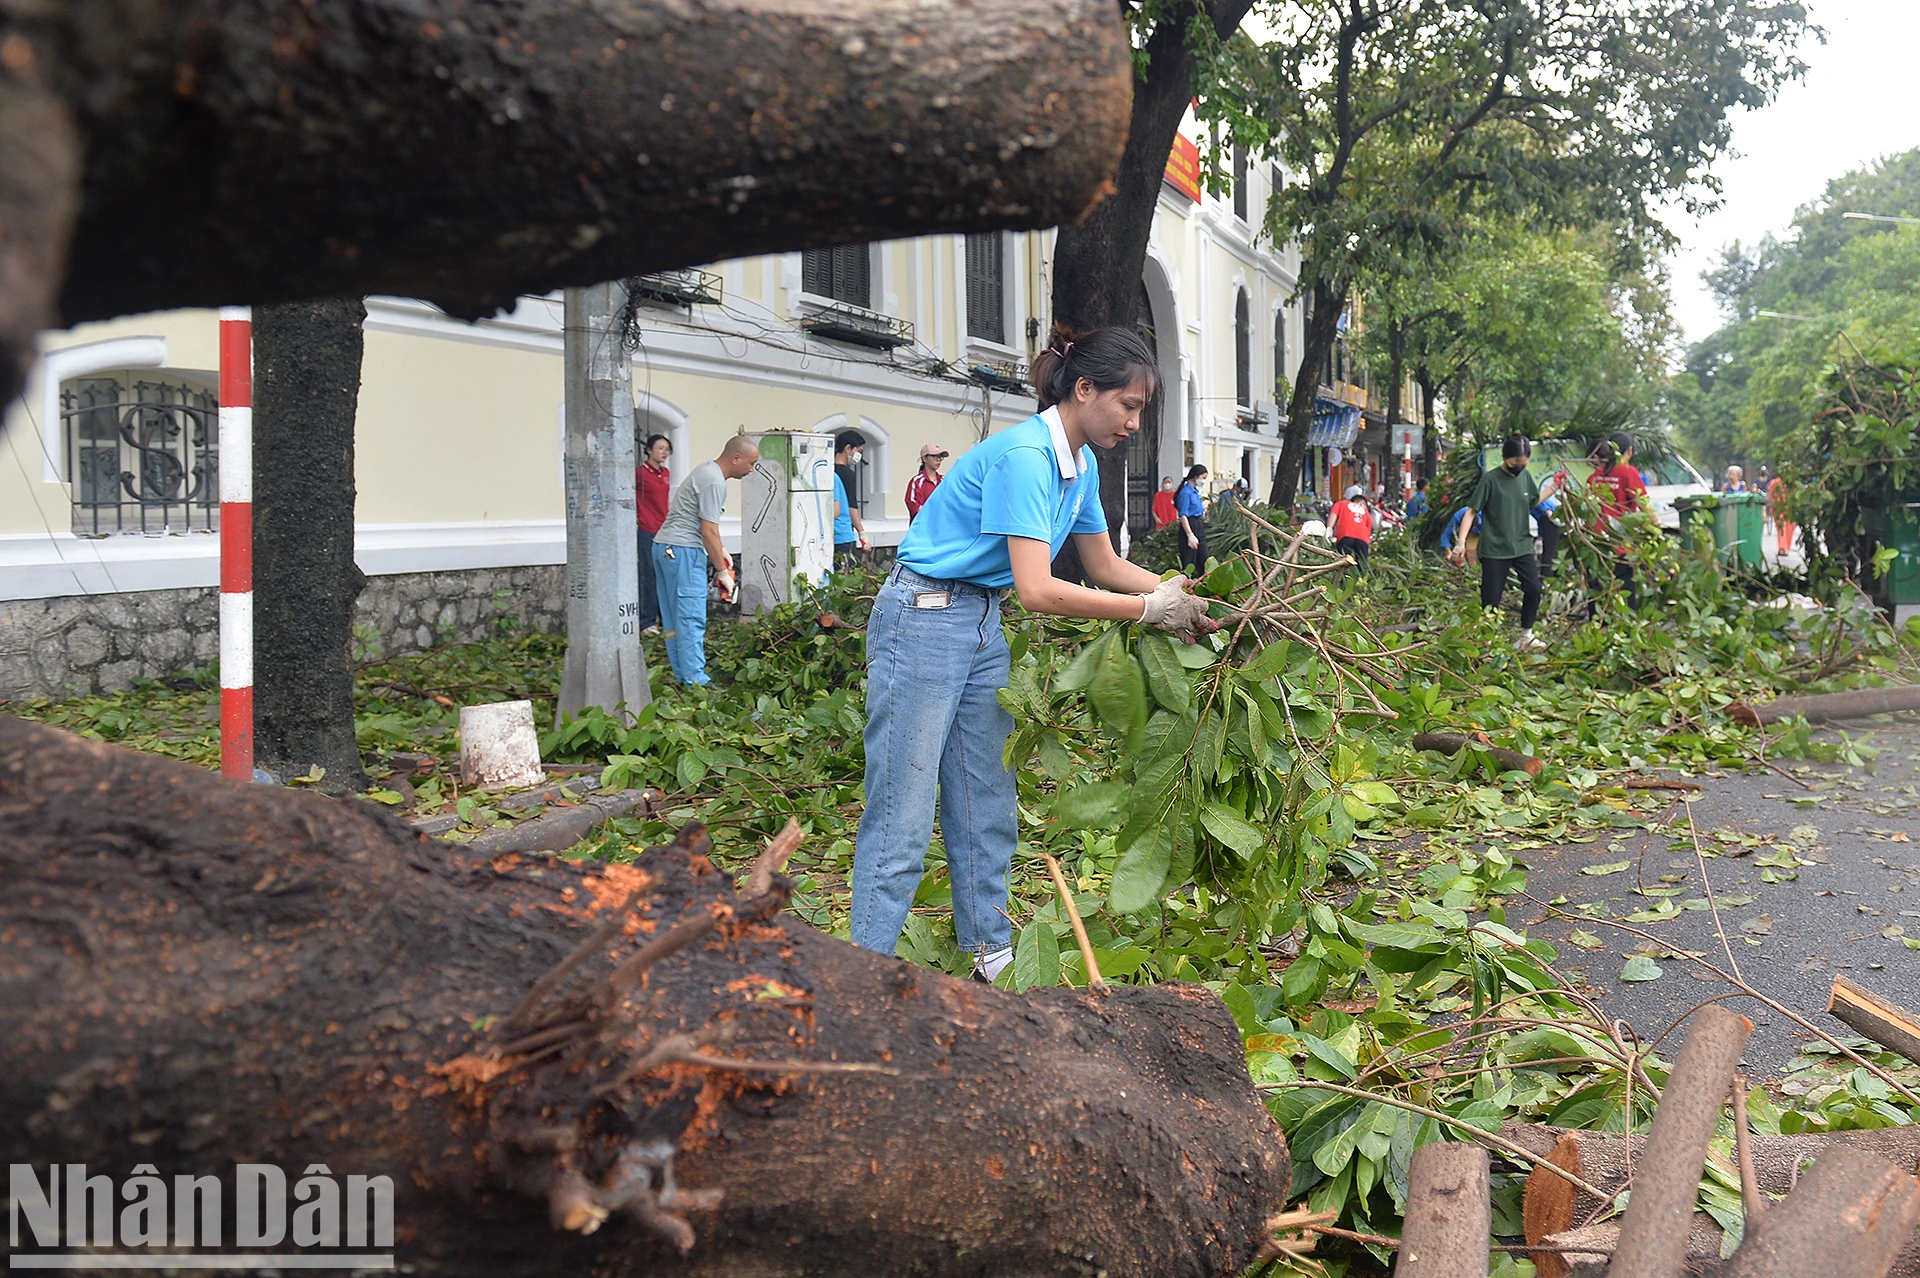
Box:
[852,565,1017,958]
[651,541,711,686]
[636,528,661,631]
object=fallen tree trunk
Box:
[1,0,1131,405]
[1741,685,1920,725]
[0,716,1289,1275]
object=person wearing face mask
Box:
[635,433,673,635]
[851,324,1214,985]
[832,431,871,572]
[1450,434,1544,652]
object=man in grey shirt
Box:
[651,434,760,686]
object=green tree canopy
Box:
[1211,0,1810,507]
[1670,148,1920,477]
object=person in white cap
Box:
[1330,484,1375,569]
[905,442,948,520]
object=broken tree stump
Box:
[0,716,1289,1275]
[1830,976,1920,1069]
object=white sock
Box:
[975,945,1014,980]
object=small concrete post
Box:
[557,282,652,725]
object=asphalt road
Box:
[1513,713,1920,1074]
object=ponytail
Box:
[1591,439,1618,477]
[1030,322,1158,410]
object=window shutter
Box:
[1235,291,1251,410]
[803,246,872,306]
[964,233,1005,344]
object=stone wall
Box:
[0,566,566,702]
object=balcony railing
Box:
[967,359,1031,395]
[628,268,723,309]
[798,302,914,351]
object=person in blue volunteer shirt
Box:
[1174,464,1209,572]
[852,325,1214,983]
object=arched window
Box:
[1234,289,1252,411]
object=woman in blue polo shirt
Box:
[1174,463,1209,571]
[852,326,1212,982]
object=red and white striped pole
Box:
[218,307,253,780]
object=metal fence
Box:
[63,376,220,535]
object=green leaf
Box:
[1343,918,1447,951]
[1137,633,1192,715]
[1109,830,1173,915]
[1581,860,1632,876]
[1566,929,1606,950]
[1050,780,1129,828]
[1195,707,1228,781]
[1054,629,1113,694]
[1088,636,1146,737]
[1619,955,1664,982]
[1200,801,1267,860]
[1013,920,1060,991]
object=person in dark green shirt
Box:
[1449,434,1545,651]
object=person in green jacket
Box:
[1449,434,1544,652]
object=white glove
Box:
[1185,532,1200,550]
[1138,577,1212,636]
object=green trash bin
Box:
[1718,491,1767,569]
[1886,491,1920,625]
[1673,494,1717,559]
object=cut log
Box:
[1,0,1131,406]
[1608,1004,1751,1278]
[1412,731,1545,776]
[0,717,1290,1275]
[1510,1122,1920,1276]
[1830,975,1920,1069]
[1720,1146,1920,1278]
[1394,1143,1490,1277]
[1742,685,1920,725]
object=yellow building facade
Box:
[1,122,1306,698]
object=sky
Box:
[1665,0,1920,346]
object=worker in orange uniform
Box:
[1331,484,1375,570]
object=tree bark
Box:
[1416,368,1440,483]
[1394,1143,1490,1278]
[1607,1004,1751,1278]
[1384,321,1407,501]
[0,716,1292,1276]
[1050,0,1255,543]
[251,297,369,790]
[1270,280,1345,509]
[1,0,1133,407]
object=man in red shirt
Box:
[1584,434,1646,610]
[1331,484,1374,569]
[904,442,947,520]
[636,433,673,633]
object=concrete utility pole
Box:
[558,282,651,724]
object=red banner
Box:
[1163,133,1202,203]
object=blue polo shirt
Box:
[832,473,855,545]
[1175,483,1205,518]
[897,408,1107,588]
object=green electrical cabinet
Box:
[1885,492,1920,627]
